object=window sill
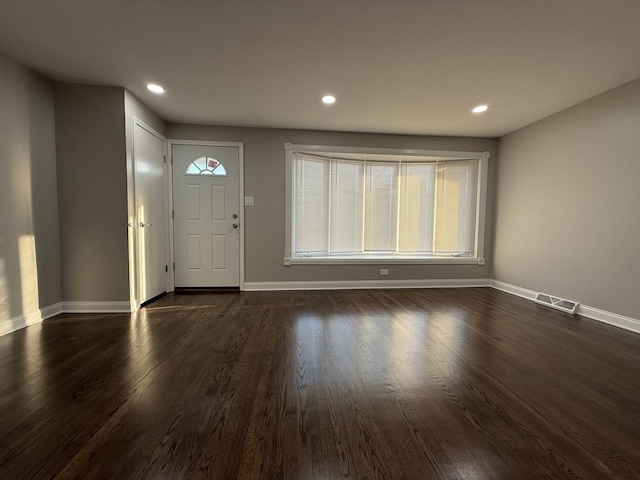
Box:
[284,256,485,266]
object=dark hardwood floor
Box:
[1,288,639,479]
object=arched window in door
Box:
[185,156,227,176]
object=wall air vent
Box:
[534,293,579,314]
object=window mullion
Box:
[395,158,402,254]
[432,160,439,254]
[327,155,332,254]
[361,156,367,254]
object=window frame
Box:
[185,155,228,176]
[284,143,489,266]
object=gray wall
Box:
[494,78,640,319]
[55,84,130,301]
[167,124,498,283]
[0,53,61,333]
[124,90,166,139]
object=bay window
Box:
[285,144,489,265]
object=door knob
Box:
[232,213,238,219]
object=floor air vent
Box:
[534,293,579,314]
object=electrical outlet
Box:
[380,268,389,276]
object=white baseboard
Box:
[1,300,132,337]
[490,280,640,335]
[244,278,491,291]
[0,311,41,337]
[0,302,64,337]
[62,301,132,313]
[489,280,537,300]
[41,302,64,320]
[577,305,640,335]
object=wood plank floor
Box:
[0,288,639,479]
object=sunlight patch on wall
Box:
[19,234,39,314]
[0,257,9,323]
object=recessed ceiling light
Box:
[322,95,336,104]
[147,84,165,94]
[472,104,489,113]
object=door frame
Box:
[168,140,245,291]
[128,118,170,311]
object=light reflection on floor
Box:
[128,308,158,406]
[292,306,468,392]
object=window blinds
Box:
[292,152,479,257]
[295,155,328,254]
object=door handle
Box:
[140,222,153,227]
[232,223,239,229]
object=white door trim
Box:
[168,139,245,291]
[128,118,169,310]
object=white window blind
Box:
[399,163,436,253]
[295,154,328,254]
[434,160,478,255]
[287,145,488,264]
[365,162,398,252]
[330,159,363,253]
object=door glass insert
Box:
[185,156,227,176]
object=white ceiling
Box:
[1,0,640,137]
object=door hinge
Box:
[171,210,174,219]
[164,155,167,164]
[165,265,168,273]
[173,262,175,271]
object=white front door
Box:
[172,144,241,287]
[134,122,168,303]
